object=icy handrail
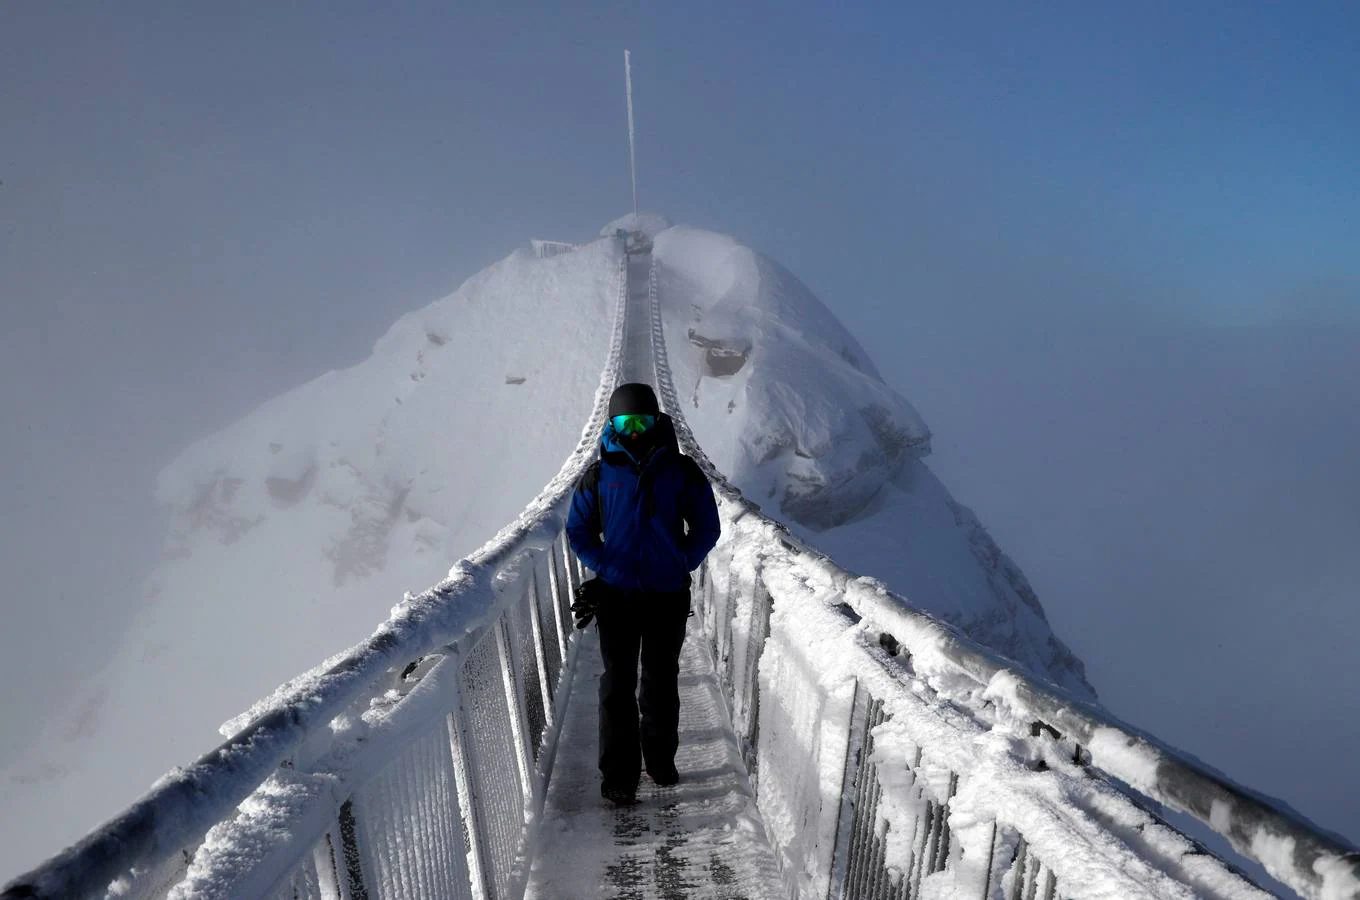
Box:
[643,262,1360,900]
[0,255,628,900]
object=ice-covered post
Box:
[625,49,638,219]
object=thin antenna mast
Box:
[624,50,638,219]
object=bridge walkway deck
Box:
[524,614,784,900]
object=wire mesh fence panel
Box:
[696,560,726,693]
[701,552,733,699]
[569,550,585,595]
[752,593,858,900]
[494,606,535,800]
[310,830,345,900]
[711,548,744,708]
[547,538,571,661]
[508,586,548,763]
[530,560,564,709]
[452,632,527,900]
[996,835,1064,900]
[522,570,554,755]
[446,712,485,900]
[736,575,773,776]
[263,847,328,900]
[556,534,578,641]
[839,695,886,900]
[351,721,472,900]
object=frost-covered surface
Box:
[707,507,1277,900]
[0,238,621,883]
[652,225,1091,696]
[696,492,1359,900]
[523,624,785,900]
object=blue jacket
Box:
[566,414,720,592]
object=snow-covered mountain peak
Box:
[646,227,1088,698]
[654,225,931,529]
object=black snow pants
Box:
[595,585,691,791]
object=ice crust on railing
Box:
[40,485,533,899]
[839,569,1356,898]
[714,506,1272,899]
[174,652,471,899]
[708,489,1359,899]
[646,240,1358,899]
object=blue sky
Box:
[2,0,1357,851]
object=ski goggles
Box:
[611,413,656,436]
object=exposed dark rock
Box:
[688,329,751,377]
[861,404,930,461]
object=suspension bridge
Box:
[4,236,1358,900]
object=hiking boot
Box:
[647,763,679,787]
[601,783,637,806]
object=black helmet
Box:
[607,383,660,417]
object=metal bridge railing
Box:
[645,256,1360,900]
[1,256,628,900]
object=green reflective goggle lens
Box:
[612,414,656,436]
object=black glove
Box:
[571,579,602,630]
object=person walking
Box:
[566,382,721,806]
